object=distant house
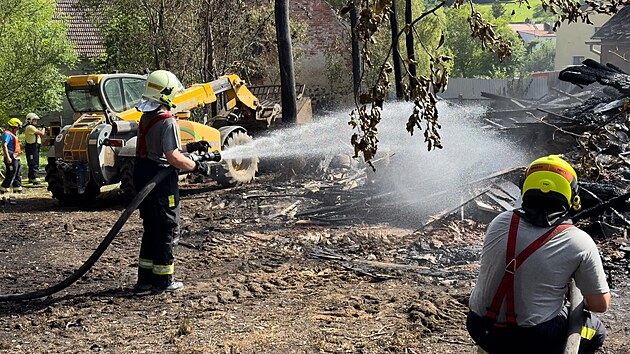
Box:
[508,22,556,44]
[591,6,630,73]
[55,0,104,74]
[554,14,611,70]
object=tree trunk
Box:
[405,0,416,86]
[350,0,361,98]
[202,0,218,116]
[390,0,403,99]
[275,0,297,125]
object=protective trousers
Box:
[25,143,40,181]
[133,158,180,288]
[466,308,606,354]
[2,157,22,190]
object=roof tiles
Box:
[55,0,105,58]
[592,6,630,41]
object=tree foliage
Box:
[0,0,76,121]
[522,39,555,73]
[343,0,620,165]
[80,0,306,87]
[346,0,512,167]
[445,6,525,78]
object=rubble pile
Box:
[477,61,630,281]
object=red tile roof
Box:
[55,0,104,58]
[508,23,556,38]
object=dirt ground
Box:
[0,173,629,354]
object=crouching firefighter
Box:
[133,70,213,294]
[467,155,610,354]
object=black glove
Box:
[193,160,211,176]
[186,140,210,153]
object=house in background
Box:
[55,0,104,74]
[590,6,630,73]
[508,22,556,44]
[554,14,611,70]
[46,0,103,122]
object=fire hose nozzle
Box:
[207,150,221,162]
[189,150,221,163]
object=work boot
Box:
[132,283,153,293]
[151,281,184,295]
[134,266,155,293]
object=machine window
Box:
[103,79,125,112]
[122,78,146,110]
[66,89,104,112]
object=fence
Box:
[439,73,577,101]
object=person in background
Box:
[23,113,46,185]
[133,70,212,295]
[1,118,24,194]
[467,155,610,354]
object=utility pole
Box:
[350,0,361,99]
[275,0,297,124]
[390,0,403,99]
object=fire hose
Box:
[0,151,220,302]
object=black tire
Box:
[119,157,136,199]
[214,130,259,187]
[45,160,100,205]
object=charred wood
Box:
[559,59,630,96]
[574,190,630,222]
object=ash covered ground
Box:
[0,171,629,354]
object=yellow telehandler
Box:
[46,73,308,204]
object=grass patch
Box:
[477,0,547,23]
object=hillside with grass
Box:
[476,0,553,23]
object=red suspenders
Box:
[137,112,173,158]
[485,213,573,325]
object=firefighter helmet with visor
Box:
[141,70,184,110]
[521,155,581,211]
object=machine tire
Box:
[45,161,100,205]
[119,158,137,199]
[45,161,66,202]
[214,130,258,187]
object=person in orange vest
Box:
[1,118,24,194]
[467,155,610,354]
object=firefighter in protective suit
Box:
[467,155,610,354]
[133,70,211,294]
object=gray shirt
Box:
[469,211,609,327]
[140,111,181,165]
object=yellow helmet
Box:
[522,155,581,211]
[141,70,184,109]
[7,118,22,128]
